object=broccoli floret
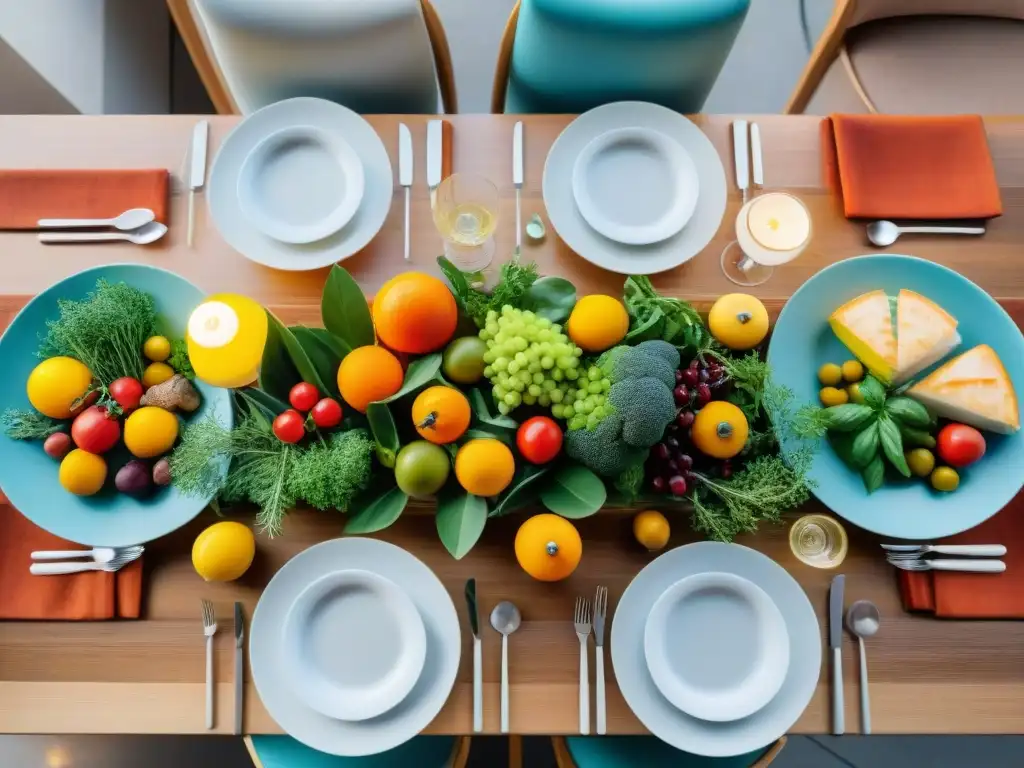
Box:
[636,340,681,370]
[598,346,675,390]
[609,378,676,448]
[564,413,648,477]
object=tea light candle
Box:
[736,192,812,269]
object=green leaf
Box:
[290,326,344,399]
[624,306,665,344]
[884,396,932,429]
[373,353,442,405]
[491,464,551,517]
[823,403,875,432]
[367,402,400,468]
[539,464,607,519]
[437,256,473,312]
[850,421,880,468]
[322,265,375,350]
[859,376,886,410]
[465,428,513,445]
[899,425,936,449]
[877,415,911,478]
[436,486,488,559]
[862,453,885,494]
[236,389,287,428]
[828,432,861,471]
[345,483,409,534]
[258,313,302,403]
[522,276,576,323]
[264,311,329,396]
[467,387,518,431]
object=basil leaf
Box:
[883,396,932,429]
[491,464,551,517]
[878,415,911,478]
[345,482,408,534]
[373,353,442,405]
[539,464,607,519]
[823,403,875,432]
[322,265,375,350]
[899,425,936,450]
[859,376,887,410]
[850,421,880,468]
[366,402,400,468]
[827,432,860,471]
[862,453,885,494]
[522,276,577,324]
[436,486,488,559]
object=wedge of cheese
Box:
[829,290,897,384]
[893,289,961,384]
[909,344,1019,434]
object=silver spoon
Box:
[866,220,985,248]
[490,600,521,734]
[846,599,880,734]
[38,207,156,231]
[30,545,144,562]
[38,221,168,245]
[30,545,144,575]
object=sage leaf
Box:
[436,486,488,559]
[823,403,875,432]
[522,276,576,324]
[850,421,879,468]
[539,464,607,519]
[290,326,344,399]
[492,464,550,517]
[373,353,442,405]
[862,453,885,494]
[322,265,375,350]
[345,483,408,534]
[258,312,302,403]
[859,376,886,410]
[878,415,911,478]
[366,402,400,468]
[884,396,932,429]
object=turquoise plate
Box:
[768,254,1024,540]
[0,264,232,547]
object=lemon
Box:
[187,294,268,388]
[567,295,629,353]
[123,406,179,458]
[633,510,670,551]
[143,335,171,362]
[59,449,107,496]
[27,357,93,419]
[192,521,256,582]
[142,362,175,389]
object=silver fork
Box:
[882,544,1006,559]
[202,600,218,730]
[593,586,608,735]
[574,596,592,735]
[888,557,1005,573]
[29,545,144,575]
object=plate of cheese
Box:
[768,254,1023,540]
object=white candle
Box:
[736,192,811,267]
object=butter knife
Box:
[399,123,413,262]
[830,574,845,735]
[750,122,764,191]
[465,578,482,733]
[234,601,245,735]
[188,120,209,248]
[427,120,442,210]
[513,121,523,250]
[732,119,749,203]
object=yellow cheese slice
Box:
[894,289,960,384]
[909,344,1020,434]
[829,290,897,384]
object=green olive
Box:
[930,466,960,492]
[818,363,843,387]
[847,382,866,404]
[905,448,935,478]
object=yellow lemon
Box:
[59,449,107,496]
[708,294,769,350]
[633,510,670,551]
[27,357,93,419]
[123,406,179,458]
[142,362,175,389]
[567,295,629,353]
[192,521,256,582]
[143,335,171,362]
[187,294,268,388]
[455,438,515,496]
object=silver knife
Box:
[829,574,845,735]
[234,601,245,735]
[750,122,764,191]
[399,123,413,262]
[427,120,442,211]
[465,578,482,733]
[513,121,524,251]
[188,120,209,248]
[732,119,749,204]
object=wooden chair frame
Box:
[490,0,521,114]
[551,736,788,768]
[784,0,856,114]
[167,0,458,114]
[244,735,471,768]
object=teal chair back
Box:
[556,736,786,768]
[494,0,750,114]
[245,736,466,768]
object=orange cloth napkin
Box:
[821,115,1002,221]
[0,506,143,620]
[899,501,1024,619]
[0,169,169,230]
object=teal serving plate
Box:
[768,254,1024,540]
[0,264,232,547]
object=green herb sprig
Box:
[438,255,539,326]
[622,275,708,351]
[1,408,63,441]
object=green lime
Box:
[930,466,960,492]
[443,336,488,384]
[394,440,450,498]
[905,448,935,478]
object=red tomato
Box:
[71,405,121,454]
[109,377,144,413]
[273,409,306,444]
[936,423,986,468]
[289,382,320,412]
[516,416,563,464]
[311,398,343,428]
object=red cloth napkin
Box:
[899,500,1024,618]
[822,114,1002,220]
[0,505,143,620]
[0,169,169,229]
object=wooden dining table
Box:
[1,113,1024,738]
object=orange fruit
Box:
[454,438,515,496]
[691,401,749,459]
[412,386,471,444]
[566,295,629,353]
[337,345,404,413]
[372,272,458,354]
[514,513,582,581]
[633,510,670,551]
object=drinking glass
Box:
[433,173,499,272]
[721,192,812,287]
[789,514,848,569]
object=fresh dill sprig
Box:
[464,260,539,326]
[1,408,63,440]
[289,431,375,512]
[791,404,831,440]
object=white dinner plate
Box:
[571,127,699,246]
[237,124,365,244]
[250,538,460,756]
[209,97,392,271]
[543,101,727,275]
[643,572,790,722]
[282,569,427,722]
[612,542,820,757]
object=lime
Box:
[394,440,450,498]
[442,336,488,384]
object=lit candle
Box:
[736,192,811,268]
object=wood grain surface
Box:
[1,114,1023,737]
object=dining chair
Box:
[244,735,470,768]
[491,0,750,114]
[167,0,457,115]
[787,0,1024,114]
[552,736,787,768]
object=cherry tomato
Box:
[311,398,343,428]
[936,423,986,468]
[109,377,144,413]
[273,409,306,444]
[516,416,563,464]
[289,382,320,412]
[71,405,121,454]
